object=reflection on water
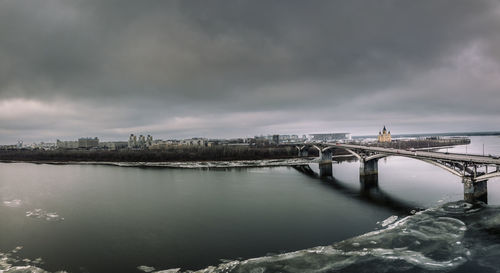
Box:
[0,164,400,272]
[0,136,499,273]
[293,166,418,215]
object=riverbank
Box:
[0,138,469,165]
[0,146,298,163]
[0,158,317,169]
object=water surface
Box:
[1,136,500,272]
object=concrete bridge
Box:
[295,143,500,203]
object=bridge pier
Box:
[360,159,378,176]
[463,177,487,203]
[319,150,333,177]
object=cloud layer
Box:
[1,0,499,143]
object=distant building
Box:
[56,138,98,149]
[276,134,301,143]
[128,134,154,149]
[252,136,270,146]
[78,137,99,149]
[139,135,146,147]
[56,140,79,149]
[0,144,19,150]
[33,142,56,150]
[378,126,392,142]
[128,134,137,148]
[180,138,207,147]
[115,141,129,150]
[149,140,169,150]
[310,133,351,142]
[99,141,128,150]
[272,134,280,145]
[146,135,153,147]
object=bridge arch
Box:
[365,153,388,161]
[308,143,499,203]
[295,145,306,151]
[308,144,500,184]
[475,172,500,182]
[325,145,470,178]
[418,159,463,177]
[311,145,322,153]
[322,146,362,160]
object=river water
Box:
[1,136,500,273]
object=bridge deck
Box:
[335,143,500,165]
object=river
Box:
[1,136,500,273]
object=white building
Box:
[56,140,78,149]
[309,133,352,142]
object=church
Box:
[378,126,391,142]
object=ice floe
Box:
[154,269,181,273]
[39,158,317,169]
[0,246,68,273]
[379,215,398,227]
[162,201,475,273]
[3,199,22,208]
[25,209,64,222]
[137,265,156,272]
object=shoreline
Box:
[0,157,321,169]
[0,139,470,169]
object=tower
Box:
[146,135,153,147]
[378,126,391,143]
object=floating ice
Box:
[154,269,180,273]
[380,215,398,227]
[11,246,23,254]
[25,209,64,222]
[32,257,43,265]
[8,200,500,273]
[137,265,156,272]
[77,158,317,169]
[0,246,64,273]
[0,265,49,273]
[164,201,472,273]
[3,199,22,208]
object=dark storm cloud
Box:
[0,0,499,143]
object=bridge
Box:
[295,143,500,203]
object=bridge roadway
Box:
[335,143,500,166]
[294,142,500,203]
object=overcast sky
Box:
[1,0,500,144]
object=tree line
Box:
[0,146,297,162]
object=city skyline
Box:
[6,129,499,147]
[1,0,500,144]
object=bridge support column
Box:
[360,159,378,176]
[464,177,487,203]
[319,150,333,177]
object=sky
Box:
[1,0,500,144]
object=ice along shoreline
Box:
[0,158,321,169]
